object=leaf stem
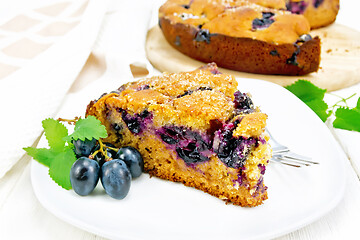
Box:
[328,93,357,113]
[98,139,111,161]
[57,117,81,125]
[90,139,120,162]
[89,150,100,159]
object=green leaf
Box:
[48,146,77,190]
[333,107,360,132]
[285,80,329,122]
[24,116,108,190]
[42,118,68,150]
[305,99,331,122]
[23,147,57,167]
[285,80,326,102]
[64,116,107,142]
[356,97,360,111]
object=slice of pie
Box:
[86,63,272,207]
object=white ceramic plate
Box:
[31,78,346,240]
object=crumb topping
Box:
[105,65,239,130]
[159,0,310,44]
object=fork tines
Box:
[266,128,319,167]
[271,151,319,167]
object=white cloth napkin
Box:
[0,0,108,178]
[96,0,156,82]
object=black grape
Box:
[70,157,100,196]
[116,146,143,178]
[101,159,131,199]
[73,138,97,157]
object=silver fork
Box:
[266,128,319,167]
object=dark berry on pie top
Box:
[252,12,275,30]
[210,68,222,74]
[313,0,324,8]
[177,89,194,98]
[198,86,211,91]
[286,1,308,14]
[233,91,254,111]
[262,12,275,19]
[181,0,193,9]
[177,87,212,98]
[181,4,190,9]
[117,84,128,93]
[199,63,222,74]
[136,85,150,91]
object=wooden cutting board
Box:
[146,24,360,91]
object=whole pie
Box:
[158,0,321,75]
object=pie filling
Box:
[107,89,267,194]
[112,108,263,169]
